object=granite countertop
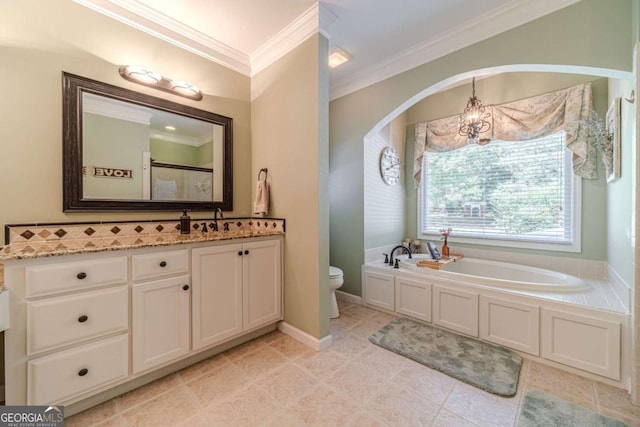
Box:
[0,229,284,263]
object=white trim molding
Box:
[277,321,333,351]
[74,0,251,75]
[251,3,337,76]
[74,0,336,78]
[335,290,362,305]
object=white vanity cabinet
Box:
[13,255,130,405]
[192,238,282,350]
[4,234,284,411]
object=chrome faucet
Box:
[389,245,412,268]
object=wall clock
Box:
[380,146,401,185]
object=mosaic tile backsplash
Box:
[1,218,285,262]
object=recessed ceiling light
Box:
[329,47,351,68]
[165,125,176,131]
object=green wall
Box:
[150,139,212,167]
[329,0,635,297]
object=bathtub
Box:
[396,254,588,292]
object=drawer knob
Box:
[78,368,89,377]
[238,251,243,256]
[183,284,189,291]
[159,261,167,267]
[78,315,89,323]
[244,250,250,255]
[76,272,87,280]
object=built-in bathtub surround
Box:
[1,218,285,262]
[366,244,607,280]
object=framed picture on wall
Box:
[605,97,621,183]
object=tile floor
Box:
[67,301,640,426]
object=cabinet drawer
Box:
[27,286,128,355]
[26,257,127,297]
[132,250,189,281]
[28,334,128,405]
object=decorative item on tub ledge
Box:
[440,227,452,258]
[119,65,203,101]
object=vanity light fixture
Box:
[328,47,352,68]
[171,80,201,98]
[118,65,203,101]
[120,65,161,84]
[458,77,491,145]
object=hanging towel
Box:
[253,173,269,215]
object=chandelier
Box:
[459,77,491,145]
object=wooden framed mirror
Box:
[62,72,233,212]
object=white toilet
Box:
[329,266,344,319]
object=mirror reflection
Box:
[82,93,224,202]
[62,72,233,212]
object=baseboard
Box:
[277,321,333,351]
[336,290,361,305]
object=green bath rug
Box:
[518,390,630,426]
[369,317,522,396]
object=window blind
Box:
[420,132,574,244]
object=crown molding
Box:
[75,0,337,78]
[250,3,337,76]
[329,0,582,100]
[73,0,251,75]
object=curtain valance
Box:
[413,82,596,182]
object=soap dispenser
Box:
[180,210,191,234]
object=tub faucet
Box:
[389,245,412,267]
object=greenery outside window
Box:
[418,131,581,252]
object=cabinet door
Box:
[243,239,282,331]
[395,276,431,322]
[192,244,243,350]
[433,285,478,337]
[363,270,395,311]
[479,296,539,356]
[132,276,190,374]
[541,308,621,380]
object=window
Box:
[419,132,580,252]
